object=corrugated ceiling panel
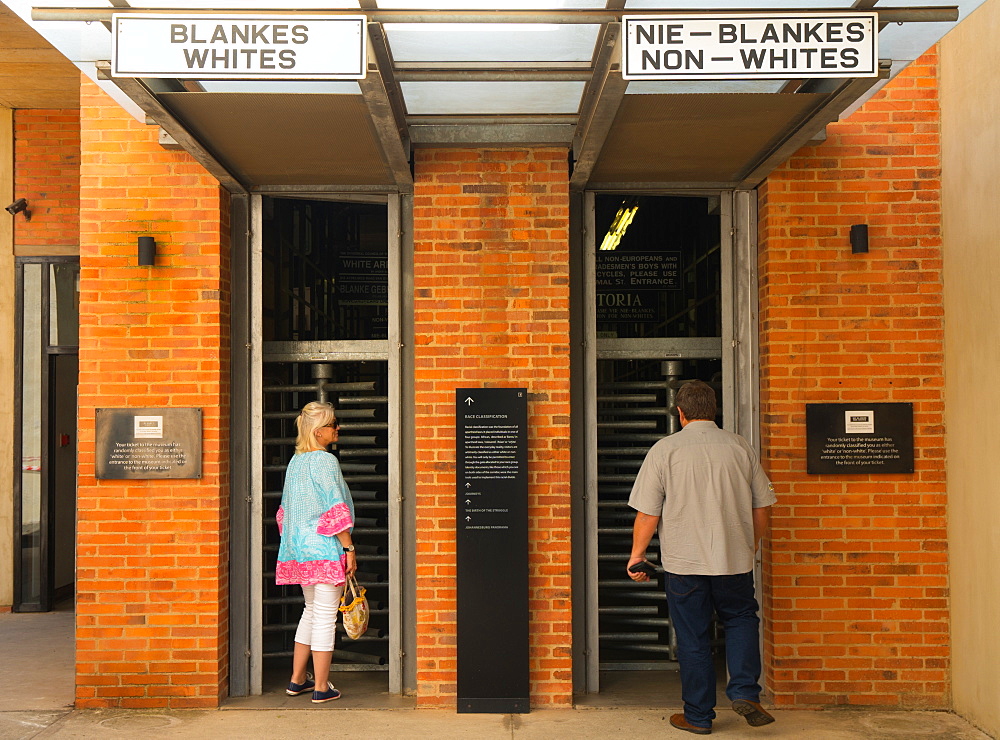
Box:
[591,93,826,184]
[159,92,394,187]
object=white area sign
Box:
[112,14,367,79]
[134,416,164,439]
[844,410,875,434]
[623,13,877,80]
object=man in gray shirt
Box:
[627,380,776,735]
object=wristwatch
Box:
[344,544,356,553]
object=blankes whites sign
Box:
[623,13,877,80]
[112,14,366,79]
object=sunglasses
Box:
[321,421,340,430]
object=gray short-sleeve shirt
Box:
[628,420,776,575]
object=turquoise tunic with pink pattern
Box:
[275,450,355,587]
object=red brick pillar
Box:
[412,148,572,707]
[75,78,230,708]
[13,109,80,249]
[758,49,948,708]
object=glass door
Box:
[14,258,80,612]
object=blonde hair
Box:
[295,401,336,454]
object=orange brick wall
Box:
[13,109,80,248]
[758,48,947,708]
[412,148,572,707]
[75,78,230,708]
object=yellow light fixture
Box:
[599,202,638,251]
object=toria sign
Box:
[112,14,366,79]
[623,13,878,80]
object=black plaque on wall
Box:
[95,408,202,479]
[456,388,529,713]
[806,403,914,474]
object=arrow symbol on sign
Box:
[465,516,471,522]
[465,397,474,406]
[465,499,471,505]
[465,482,471,488]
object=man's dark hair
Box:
[675,380,717,421]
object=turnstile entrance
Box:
[261,360,390,671]
[596,358,723,669]
[247,194,402,690]
[584,191,754,686]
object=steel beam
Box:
[396,69,592,82]
[94,62,248,193]
[409,123,575,146]
[34,7,962,24]
[571,23,628,190]
[357,22,412,189]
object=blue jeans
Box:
[665,571,762,728]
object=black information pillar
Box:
[456,387,529,713]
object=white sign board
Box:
[844,410,875,434]
[134,416,164,439]
[623,14,877,80]
[112,14,367,80]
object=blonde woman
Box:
[276,401,357,703]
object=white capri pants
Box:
[294,583,345,652]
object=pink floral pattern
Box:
[316,502,353,536]
[276,505,284,535]
[275,558,347,587]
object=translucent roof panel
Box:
[385,23,600,63]
[625,0,859,7]
[135,0,359,6]
[401,81,585,114]
[377,0,606,7]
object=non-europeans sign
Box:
[623,13,878,80]
[112,14,366,79]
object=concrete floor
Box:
[1,607,995,740]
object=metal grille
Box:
[261,360,390,670]
[596,359,723,670]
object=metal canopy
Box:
[22,3,967,194]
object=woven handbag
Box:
[339,575,369,640]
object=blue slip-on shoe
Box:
[286,676,315,696]
[312,682,342,703]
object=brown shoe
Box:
[732,699,775,727]
[669,713,712,735]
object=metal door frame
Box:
[580,190,759,691]
[242,191,409,696]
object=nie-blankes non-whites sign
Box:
[112,14,366,79]
[623,14,877,80]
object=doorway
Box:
[14,258,80,612]
[579,191,759,698]
[241,194,408,698]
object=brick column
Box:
[75,79,230,708]
[412,148,572,707]
[758,48,947,708]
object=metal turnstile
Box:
[596,359,723,670]
[260,361,390,670]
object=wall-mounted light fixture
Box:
[137,236,156,266]
[5,198,30,221]
[850,224,869,254]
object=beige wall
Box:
[940,1,1000,736]
[1,107,13,610]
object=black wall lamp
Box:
[5,198,30,221]
[137,236,156,266]
[850,224,869,254]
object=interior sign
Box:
[623,13,877,80]
[112,14,367,79]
